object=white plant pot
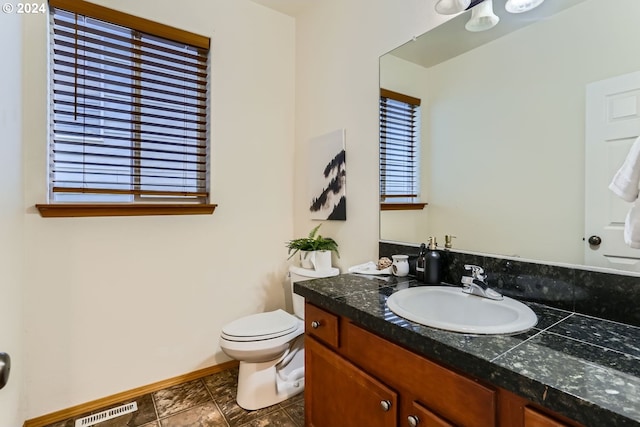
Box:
[300,251,314,269]
[300,250,333,271]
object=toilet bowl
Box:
[220,309,303,363]
[219,266,339,410]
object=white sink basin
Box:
[386,286,537,335]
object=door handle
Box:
[588,235,602,246]
[0,352,10,390]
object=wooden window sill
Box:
[35,203,217,218]
[380,202,427,211]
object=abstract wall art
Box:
[308,129,346,220]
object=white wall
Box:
[0,10,25,427]
[21,0,295,418]
[293,0,448,269]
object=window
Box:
[37,0,214,217]
[379,89,426,210]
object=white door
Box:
[0,11,23,427]
[585,71,640,270]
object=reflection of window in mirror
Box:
[379,89,427,211]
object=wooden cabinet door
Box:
[305,336,398,427]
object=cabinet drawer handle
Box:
[311,320,321,329]
[380,400,392,412]
[408,415,420,426]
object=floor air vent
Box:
[74,402,138,427]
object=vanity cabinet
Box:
[305,302,583,427]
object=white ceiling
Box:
[250,0,314,17]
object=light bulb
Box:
[435,0,472,15]
[505,0,545,13]
[465,0,499,32]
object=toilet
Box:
[219,265,339,410]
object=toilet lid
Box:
[222,309,299,341]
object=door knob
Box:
[311,321,320,329]
[588,235,602,246]
[380,400,392,411]
[408,415,420,426]
[0,353,10,390]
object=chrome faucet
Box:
[461,265,503,300]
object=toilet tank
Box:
[290,272,310,319]
[289,266,340,319]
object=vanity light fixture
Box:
[505,0,545,13]
[465,0,499,32]
[434,0,484,15]
[435,0,545,32]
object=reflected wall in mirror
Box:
[380,0,640,273]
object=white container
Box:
[392,255,409,277]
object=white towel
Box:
[347,261,392,276]
[610,136,640,248]
[609,136,640,202]
[624,204,640,248]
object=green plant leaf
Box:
[308,224,321,239]
[285,223,340,259]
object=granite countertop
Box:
[294,274,640,427]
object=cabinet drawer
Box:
[305,303,339,348]
[524,407,572,427]
[343,321,496,427]
[408,401,455,427]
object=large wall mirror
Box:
[380,0,640,273]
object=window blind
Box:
[49,0,210,204]
[379,89,421,203]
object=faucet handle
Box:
[461,276,475,286]
[464,264,486,280]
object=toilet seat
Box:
[221,309,299,342]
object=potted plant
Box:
[286,224,339,270]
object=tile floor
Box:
[44,366,304,427]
